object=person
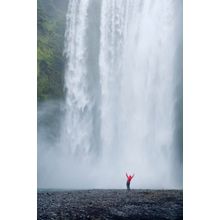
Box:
[126,173,134,190]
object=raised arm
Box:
[132,174,135,178]
[126,173,128,178]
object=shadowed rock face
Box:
[38,190,183,220]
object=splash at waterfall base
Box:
[38,189,183,220]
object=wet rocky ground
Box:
[38,189,183,220]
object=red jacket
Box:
[126,173,134,183]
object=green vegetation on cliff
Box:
[37,0,69,100]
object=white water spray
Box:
[38,0,182,189]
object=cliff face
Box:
[37,0,69,101]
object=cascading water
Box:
[38,0,182,189]
[63,0,92,156]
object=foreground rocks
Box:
[38,189,183,220]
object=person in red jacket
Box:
[126,173,134,190]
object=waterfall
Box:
[63,0,92,156]
[38,0,182,189]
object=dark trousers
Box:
[126,181,130,190]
